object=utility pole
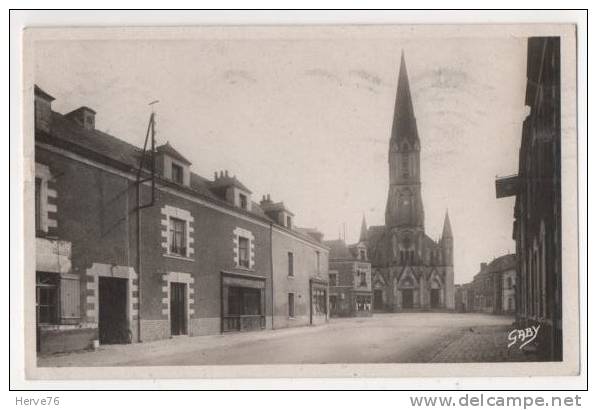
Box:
[135,100,159,343]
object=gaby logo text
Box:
[507,325,540,349]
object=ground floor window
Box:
[228,286,262,316]
[312,288,327,315]
[355,295,372,312]
[36,272,59,324]
[288,293,295,318]
[222,275,266,332]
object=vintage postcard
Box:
[20,23,579,380]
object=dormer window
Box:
[172,163,184,184]
[286,215,292,229]
[359,249,367,260]
[239,193,248,210]
[156,142,192,187]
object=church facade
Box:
[363,53,455,312]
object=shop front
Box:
[309,278,329,325]
[221,271,266,332]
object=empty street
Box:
[37,313,533,367]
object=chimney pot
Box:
[66,106,96,130]
[225,170,229,177]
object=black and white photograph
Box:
[17,20,581,381]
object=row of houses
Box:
[324,220,373,317]
[495,37,563,361]
[34,85,331,354]
[455,254,517,315]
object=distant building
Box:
[34,85,329,354]
[361,53,455,311]
[495,37,562,361]
[324,218,373,317]
[457,254,516,314]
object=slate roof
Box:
[323,239,354,260]
[487,254,517,272]
[35,100,327,248]
[260,201,294,216]
[156,141,192,165]
[211,174,253,194]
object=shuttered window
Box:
[60,276,81,321]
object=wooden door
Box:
[373,290,384,310]
[402,289,414,309]
[170,282,187,335]
[430,289,440,308]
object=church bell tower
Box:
[386,52,425,230]
[385,52,426,266]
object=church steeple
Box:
[386,51,425,229]
[359,214,368,242]
[390,51,419,146]
[442,210,453,239]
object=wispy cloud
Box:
[222,69,257,85]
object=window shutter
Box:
[60,276,81,321]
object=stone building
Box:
[324,218,373,318]
[496,37,562,361]
[362,53,455,312]
[461,254,517,314]
[34,85,329,354]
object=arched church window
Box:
[401,153,409,177]
[400,189,414,220]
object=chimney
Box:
[34,85,55,133]
[66,106,96,130]
[260,194,273,206]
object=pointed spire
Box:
[390,50,419,145]
[359,214,368,242]
[442,210,453,239]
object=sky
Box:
[34,31,529,284]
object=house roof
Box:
[211,174,252,194]
[157,141,192,165]
[323,239,354,260]
[260,200,294,216]
[35,85,55,101]
[487,253,517,272]
[34,88,331,250]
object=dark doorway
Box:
[170,282,187,336]
[329,295,338,316]
[430,289,441,308]
[402,289,414,309]
[373,289,384,310]
[98,277,129,344]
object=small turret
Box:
[442,210,453,239]
[441,210,453,266]
[359,214,368,243]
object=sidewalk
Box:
[37,321,339,367]
[430,324,539,362]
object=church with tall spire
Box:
[363,52,455,311]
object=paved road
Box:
[38,313,523,367]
